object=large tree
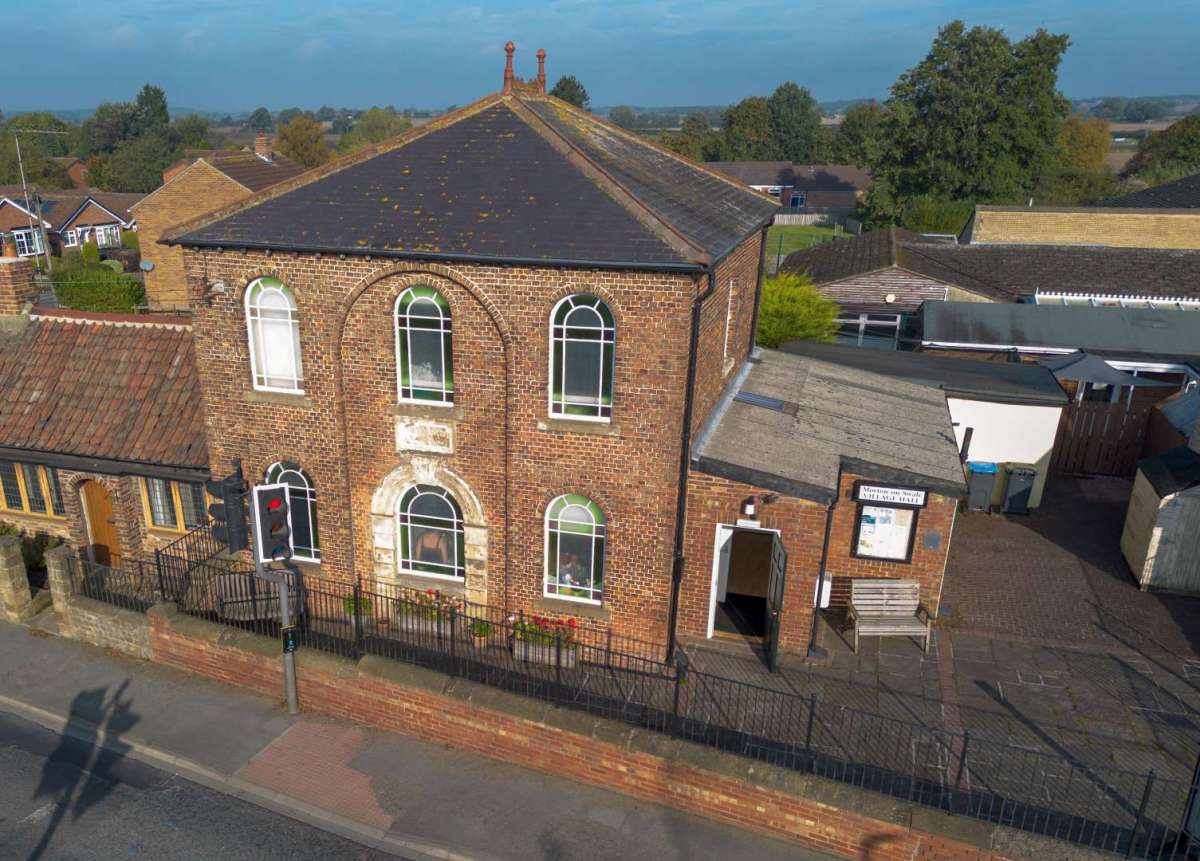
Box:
[549,75,589,109]
[608,105,637,130]
[658,112,720,161]
[868,21,1071,218]
[246,107,274,132]
[132,84,169,136]
[766,83,822,163]
[1058,115,1110,173]
[832,101,883,167]
[276,115,332,168]
[337,107,412,153]
[720,97,773,161]
[1123,115,1200,183]
[88,130,176,192]
[0,114,72,187]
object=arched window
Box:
[395,286,453,404]
[549,294,614,420]
[245,277,303,393]
[265,462,320,562]
[398,485,465,580]
[544,494,605,604]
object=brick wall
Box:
[0,256,38,315]
[62,594,153,658]
[185,239,777,645]
[971,209,1200,250]
[136,162,250,308]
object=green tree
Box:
[246,107,274,132]
[276,116,331,168]
[276,107,306,126]
[767,82,822,163]
[720,97,773,160]
[1123,115,1200,181]
[89,129,176,192]
[549,75,590,109]
[1123,99,1168,123]
[608,105,637,130]
[832,101,883,166]
[1058,115,1110,173]
[78,102,138,157]
[133,84,169,136]
[337,107,412,153]
[755,273,839,348]
[900,197,975,234]
[315,106,336,122]
[868,21,1070,218]
[0,114,72,187]
[172,114,211,149]
[331,114,353,135]
[658,112,721,161]
[1089,97,1127,120]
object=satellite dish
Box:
[139,260,155,272]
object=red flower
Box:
[567,618,578,628]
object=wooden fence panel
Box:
[1051,400,1152,477]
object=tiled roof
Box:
[708,162,871,192]
[783,228,1200,301]
[7,190,147,230]
[207,151,306,193]
[169,93,778,269]
[0,312,208,470]
[1103,173,1200,209]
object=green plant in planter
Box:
[401,588,450,620]
[343,594,372,617]
[513,615,578,646]
[469,620,494,639]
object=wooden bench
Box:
[847,580,932,654]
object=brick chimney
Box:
[502,41,515,94]
[0,247,38,317]
[536,48,547,94]
[255,133,272,161]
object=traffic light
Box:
[206,461,248,553]
[254,483,293,562]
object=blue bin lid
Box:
[967,461,998,474]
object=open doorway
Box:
[709,526,775,642]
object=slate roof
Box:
[1103,173,1200,209]
[707,162,871,192]
[918,302,1200,363]
[778,340,1068,406]
[693,350,967,502]
[0,311,208,471]
[782,227,1200,302]
[169,93,778,270]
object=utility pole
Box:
[13,128,70,274]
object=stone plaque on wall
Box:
[394,415,454,455]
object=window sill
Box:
[243,389,313,409]
[533,595,611,621]
[537,418,620,438]
[389,402,462,421]
[388,572,468,597]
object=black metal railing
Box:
[72,556,161,613]
[69,550,1200,860]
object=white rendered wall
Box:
[948,398,1063,508]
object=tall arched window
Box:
[398,485,465,580]
[245,277,303,393]
[265,462,320,562]
[549,294,614,420]
[544,494,605,604]
[395,286,454,404]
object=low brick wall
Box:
[60,594,153,660]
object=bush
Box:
[0,521,60,571]
[81,242,101,265]
[755,273,839,348]
[120,230,140,251]
[52,261,146,313]
[102,258,124,273]
[900,197,975,235]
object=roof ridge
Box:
[504,94,711,264]
[30,308,192,330]
[162,93,506,245]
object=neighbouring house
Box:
[0,260,208,568]
[51,157,91,189]
[134,134,305,309]
[0,188,143,258]
[778,340,1067,509]
[1102,172,1200,210]
[961,204,1200,250]
[708,161,870,213]
[781,225,1200,347]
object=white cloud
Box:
[298,36,325,59]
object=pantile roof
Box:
[168,92,778,270]
[206,150,306,193]
[0,311,207,471]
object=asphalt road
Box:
[0,710,398,861]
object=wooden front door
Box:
[82,481,122,567]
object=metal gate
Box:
[764,534,788,671]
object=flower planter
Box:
[395,610,453,638]
[512,637,578,668]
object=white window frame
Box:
[245,277,304,394]
[394,286,454,406]
[790,192,806,208]
[12,229,43,257]
[548,294,616,423]
[835,312,901,349]
[264,462,320,563]
[396,484,465,582]
[95,224,121,248]
[543,494,606,605]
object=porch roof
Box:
[693,349,967,502]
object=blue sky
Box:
[9,0,1198,113]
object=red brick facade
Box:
[184,233,762,646]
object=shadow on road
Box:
[27,681,139,861]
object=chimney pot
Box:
[502,41,516,94]
[536,48,547,94]
[255,133,272,161]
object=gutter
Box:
[0,447,209,483]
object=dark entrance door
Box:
[764,534,788,672]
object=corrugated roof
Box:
[920,302,1200,362]
[169,92,777,269]
[694,350,966,502]
[0,312,207,470]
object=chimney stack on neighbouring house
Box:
[0,244,39,317]
[502,41,515,94]
[536,48,547,94]
[255,133,272,161]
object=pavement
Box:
[0,620,836,861]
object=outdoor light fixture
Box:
[741,496,757,519]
